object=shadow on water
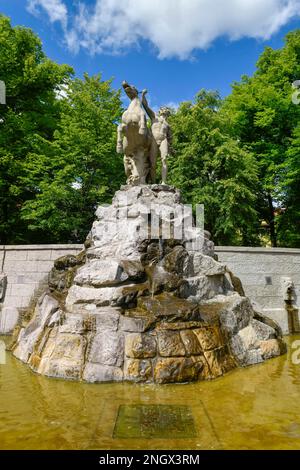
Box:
[0,335,300,450]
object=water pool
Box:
[0,335,300,450]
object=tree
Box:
[277,123,300,247]
[222,30,300,247]
[168,90,259,246]
[20,74,123,243]
[0,15,73,243]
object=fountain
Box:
[8,83,286,384]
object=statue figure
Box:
[116,81,152,185]
[142,90,172,184]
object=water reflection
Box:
[0,336,300,449]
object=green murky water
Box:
[1,335,300,450]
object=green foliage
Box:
[0,15,73,243]
[20,74,123,242]
[222,30,300,246]
[0,16,123,243]
[168,91,260,245]
[1,13,300,247]
[277,123,300,247]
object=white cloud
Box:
[27,0,300,59]
[27,0,68,29]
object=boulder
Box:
[13,294,59,363]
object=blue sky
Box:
[1,0,300,108]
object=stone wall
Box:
[216,247,300,335]
[1,244,300,335]
[0,245,82,334]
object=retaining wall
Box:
[0,245,82,334]
[0,245,299,335]
[216,247,300,335]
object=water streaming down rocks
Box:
[9,185,286,383]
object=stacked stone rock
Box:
[11,185,286,383]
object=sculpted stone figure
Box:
[142,90,172,184]
[116,81,152,185]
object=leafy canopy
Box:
[168,91,259,246]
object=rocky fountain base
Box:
[9,185,286,383]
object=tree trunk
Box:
[267,193,277,247]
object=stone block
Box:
[37,332,85,380]
[83,362,123,382]
[125,333,157,358]
[74,259,144,288]
[124,358,152,382]
[74,259,126,287]
[50,249,81,260]
[59,314,84,334]
[204,346,236,378]
[255,295,284,309]
[66,285,117,308]
[5,250,28,261]
[94,307,121,331]
[192,252,226,277]
[238,325,259,350]
[244,348,263,365]
[20,296,33,308]
[0,306,19,334]
[113,186,143,207]
[119,315,150,332]
[95,205,117,221]
[250,319,276,340]
[157,330,186,357]
[3,260,24,273]
[22,272,47,284]
[157,321,204,330]
[13,294,59,362]
[262,308,289,335]
[180,329,203,355]
[10,283,36,297]
[193,326,223,351]
[237,319,276,355]
[185,275,224,302]
[88,330,124,367]
[219,295,253,335]
[27,250,52,261]
[20,261,39,272]
[153,356,205,383]
[259,339,286,359]
[2,295,22,307]
[37,261,54,272]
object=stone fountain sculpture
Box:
[117,81,172,185]
[141,90,172,184]
[117,81,153,185]
[9,84,286,384]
